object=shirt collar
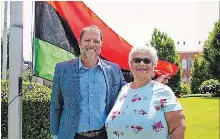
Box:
[78,57,103,69]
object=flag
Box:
[154,60,179,76]
[34,1,132,81]
[34,1,179,81]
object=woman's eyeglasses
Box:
[133,57,152,64]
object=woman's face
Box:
[130,51,154,80]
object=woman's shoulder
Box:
[120,83,131,92]
[151,81,174,96]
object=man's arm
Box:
[117,65,127,87]
[50,64,64,136]
[165,110,186,139]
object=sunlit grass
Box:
[179,97,219,139]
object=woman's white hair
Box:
[128,45,158,67]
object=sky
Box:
[84,1,219,52]
[1,1,219,61]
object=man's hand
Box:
[52,135,58,139]
[156,74,170,84]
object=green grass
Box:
[179,97,219,139]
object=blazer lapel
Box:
[70,58,80,114]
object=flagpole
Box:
[31,1,35,63]
[0,2,2,47]
[219,1,220,20]
[8,1,23,139]
[2,1,8,80]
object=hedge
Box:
[181,93,213,98]
[1,80,52,139]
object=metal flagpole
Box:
[8,1,23,139]
[2,1,8,80]
[0,2,2,60]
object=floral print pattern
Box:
[105,81,183,139]
[119,93,127,102]
[113,131,124,137]
[131,94,142,102]
[110,111,121,120]
[134,109,147,115]
[154,98,167,111]
[151,121,164,132]
[129,125,144,134]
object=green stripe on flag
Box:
[34,38,76,81]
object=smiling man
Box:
[50,25,126,139]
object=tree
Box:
[190,54,211,93]
[190,54,200,93]
[203,20,220,80]
[150,28,182,92]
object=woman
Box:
[105,46,186,139]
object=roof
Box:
[176,43,203,53]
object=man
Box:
[155,74,171,85]
[50,25,126,139]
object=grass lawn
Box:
[179,97,219,139]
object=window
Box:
[182,58,187,69]
[188,58,193,69]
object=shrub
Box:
[175,82,191,97]
[182,93,213,98]
[1,80,52,139]
[181,83,191,94]
[199,79,220,97]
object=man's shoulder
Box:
[101,59,119,68]
[56,58,78,69]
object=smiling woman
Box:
[105,45,186,139]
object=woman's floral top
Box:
[105,81,182,139]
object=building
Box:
[176,42,203,83]
[178,51,200,83]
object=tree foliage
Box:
[190,54,211,93]
[150,28,182,92]
[203,20,220,80]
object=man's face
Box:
[162,77,169,84]
[78,29,102,60]
[156,74,170,84]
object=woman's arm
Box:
[165,110,186,139]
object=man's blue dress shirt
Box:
[78,59,107,132]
